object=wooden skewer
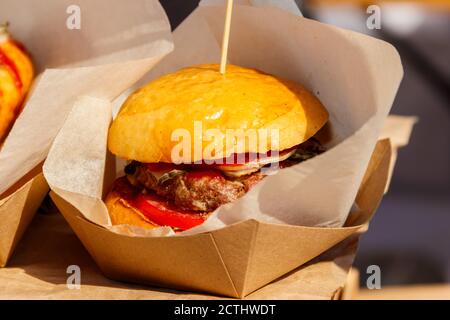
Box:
[220,0,234,75]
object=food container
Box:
[0,0,173,266]
[44,2,407,298]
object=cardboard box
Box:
[0,166,48,267]
[0,0,172,266]
[50,139,391,298]
[0,205,359,300]
[42,2,409,299]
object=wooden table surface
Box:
[357,284,450,300]
[342,269,450,300]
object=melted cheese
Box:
[217,149,296,177]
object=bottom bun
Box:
[105,180,158,230]
[105,177,209,231]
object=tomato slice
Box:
[132,193,206,231]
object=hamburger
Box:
[106,64,329,231]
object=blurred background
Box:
[159,0,450,292]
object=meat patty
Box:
[160,172,245,212]
[129,165,246,211]
[126,137,324,213]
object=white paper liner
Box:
[43,3,404,237]
[0,0,173,195]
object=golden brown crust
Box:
[108,64,329,163]
[105,187,158,230]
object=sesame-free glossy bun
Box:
[108,64,328,163]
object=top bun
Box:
[108,64,328,163]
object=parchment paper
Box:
[44,2,404,236]
[0,0,173,195]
